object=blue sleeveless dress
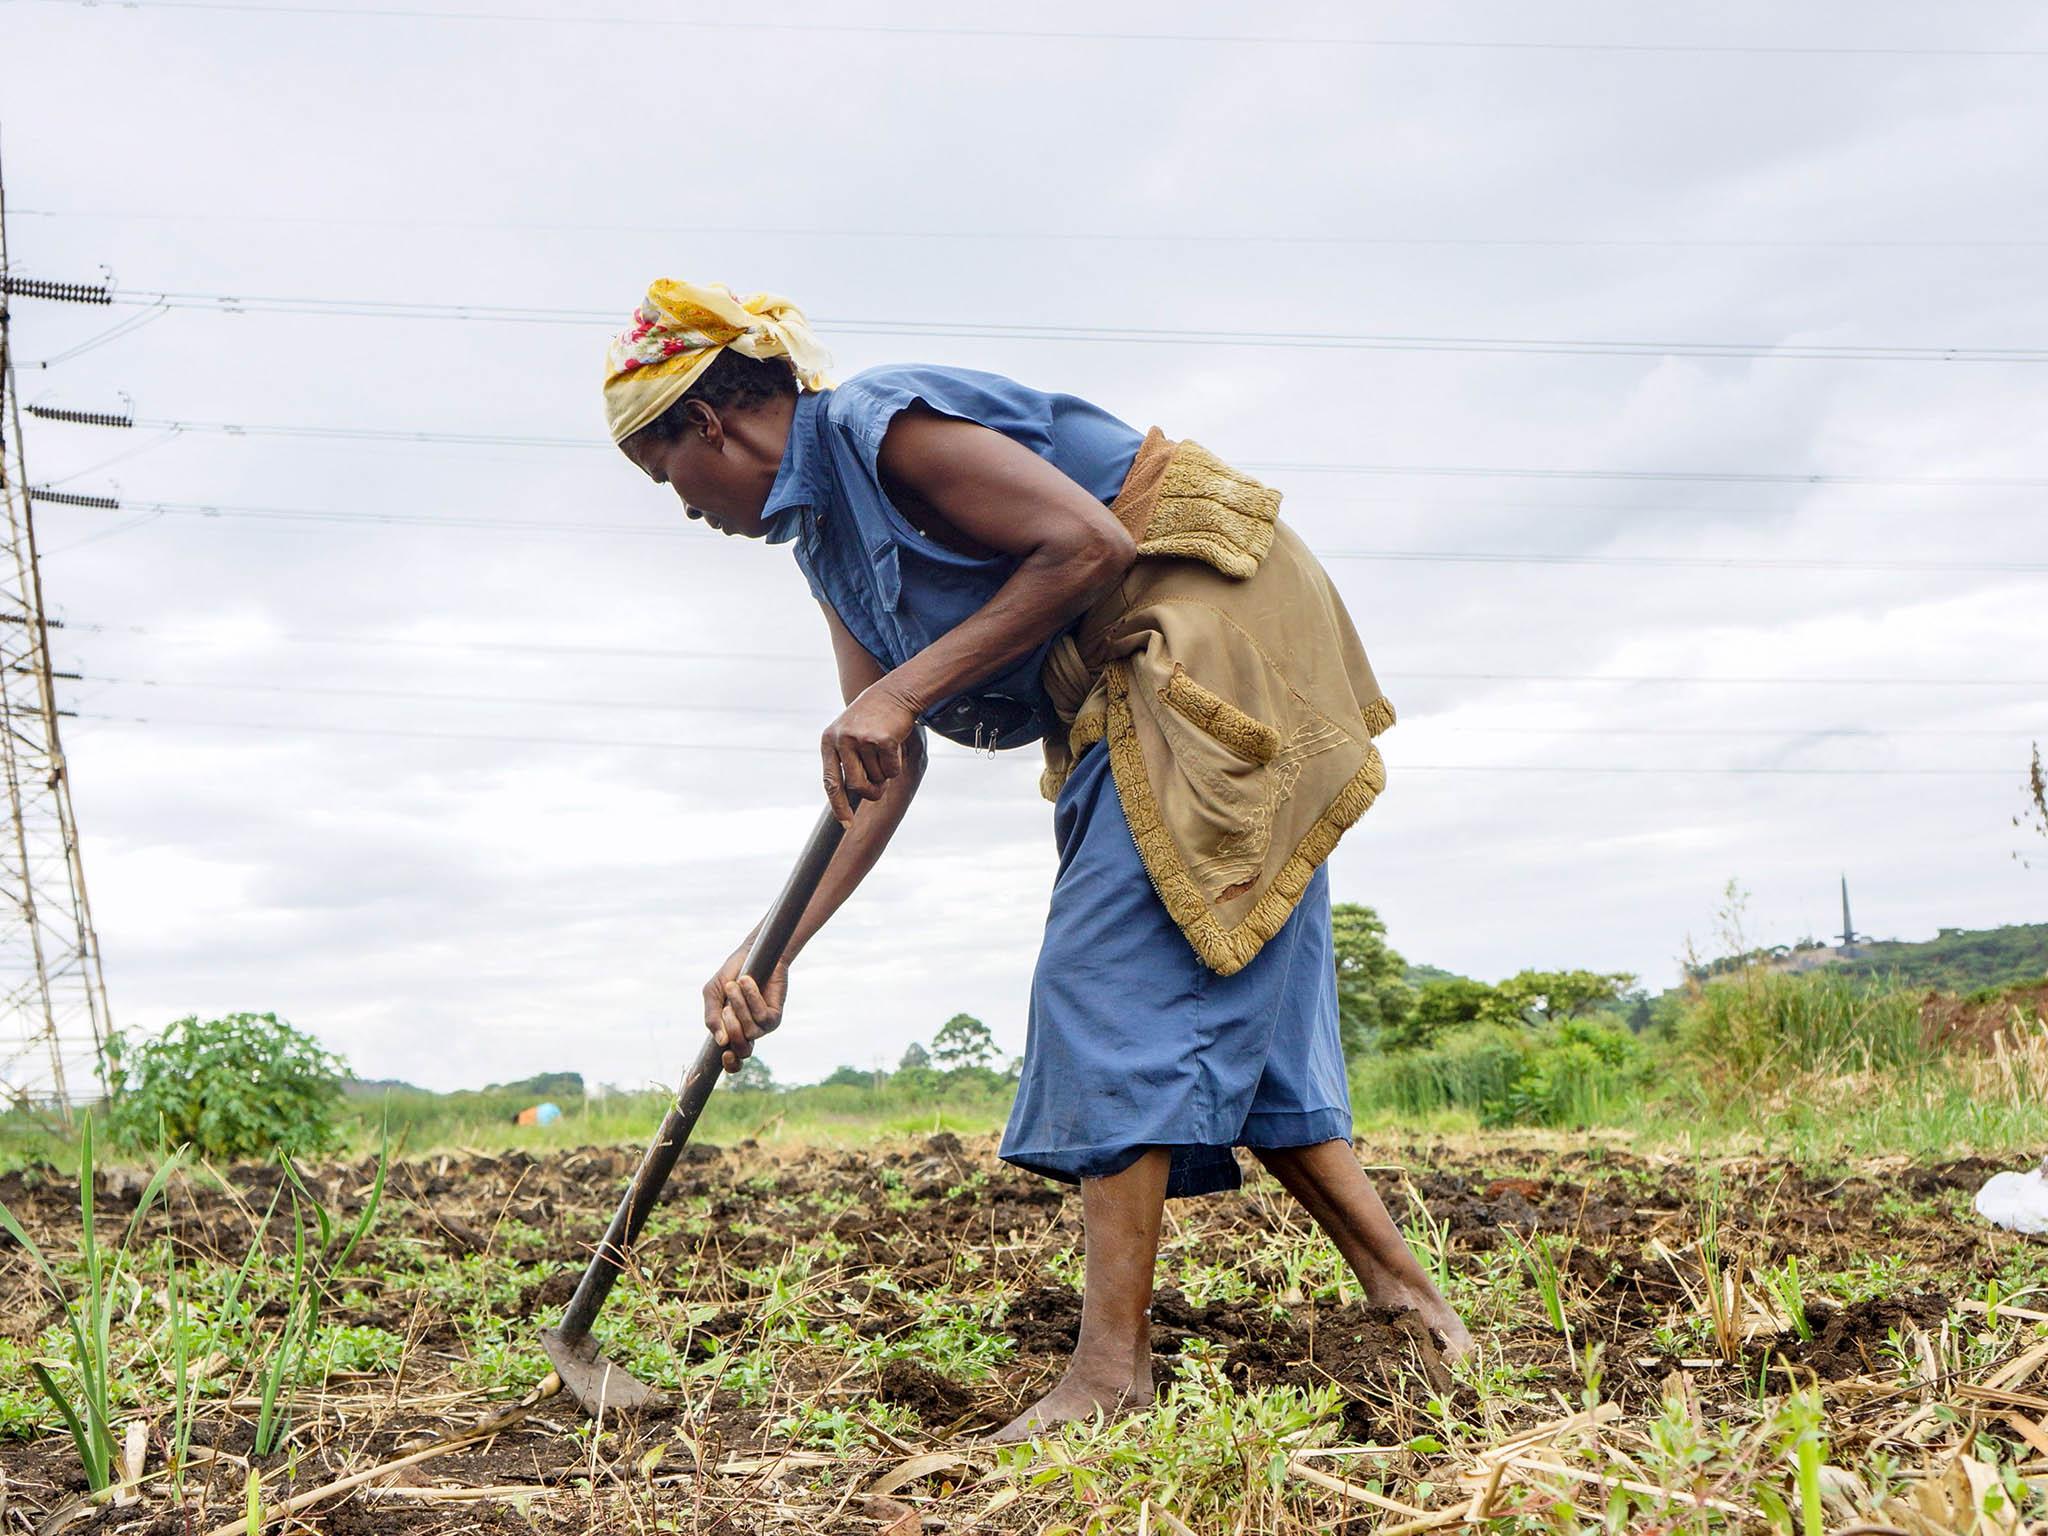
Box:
[771,365,1351,1198]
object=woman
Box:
[604,280,1470,1440]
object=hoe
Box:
[539,804,847,1415]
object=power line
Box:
[821,318,2048,365]
[24,410,2048,487]
[73,675,2042,740]
[16,208,2048,252]
[35,484,2035,522]
[1388,671,2048,687]
[1252,460,2048,489]
[57,623,2048,688]
[69,709,815,756]
[84,673,828,717]
[29,482,2045,525]
[1427,725,2039,740]
[24,490,2047,574]
[32,490,689,537]
[1319,548,2046,575]
[20,2,2048,58]
[59,285,2048,364]
[19,304,170,370]
[65,710,2025,775]
[67,621,820,665]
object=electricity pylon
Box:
[0,149,113,1118]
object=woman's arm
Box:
[789,602,928,957]
[705,601,927,1069]
[818,407,1136,824]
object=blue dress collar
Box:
[759,389,835,542]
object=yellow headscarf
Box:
[602,279,833,444]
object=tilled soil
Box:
[0,1133,2035,1533]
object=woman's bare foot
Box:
[990,1360,1154,1443]
[992,1152,1172,1445]
[1252,1142,1474,1359]
[1409,1291,1474,1359]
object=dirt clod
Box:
[876,1358,977,1423]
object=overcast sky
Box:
[2,0,2044,1097]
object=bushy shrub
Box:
[1494,1016,1642,1126]
[106,1013,348,1160]
[1353,1023,1526,1116]
[1352,1017,1643,1127]
[1677,970,1927,1100]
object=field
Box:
[5,1127,2047,1534]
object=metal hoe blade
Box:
[540,1325,661,1416]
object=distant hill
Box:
[1832,923,2048,995]
[473,1071,583,1100]
[1404,962,1467,988]
[1694,922,2048,996]
[341,1071,584,1103]
[341,1076,427,1099]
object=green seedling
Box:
[1401,1183,1454,1294]
[253,1194,313,1457]
[1767,1256,1812,1342]
[1780,1387,1826,1536]
[250,1128,389,1458]
[166,1175,284,1490]
[1505,1229,1570,1342]
[0,1116,185,1491]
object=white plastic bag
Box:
[1975,1159,2048,1235]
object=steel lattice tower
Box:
[0,154,113,1118]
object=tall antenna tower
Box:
[0,145,114,1118]
[1834,873,1867,957]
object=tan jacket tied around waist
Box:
[1039,428,1395,976]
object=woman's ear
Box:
[685,399,725,448]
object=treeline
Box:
[816,1012,1021,1095]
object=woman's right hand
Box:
[702,937,789,1073]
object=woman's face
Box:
[619,404,775,538]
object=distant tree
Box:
[728,1057,775,1093]
[898,1040,932,1071]
[1494,969,1636,1026]
[1329,903,1416,1059]
[932,1013,997,1070]
[1387,976,1498,1051]
[1379,969,1635,1053]
[823,1064,880,1088]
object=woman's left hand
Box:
[821,681,921,825]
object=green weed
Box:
[1505,1229,1570,1341]
[1766,1256,1813,1342]
[994,1355,1342,1531]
